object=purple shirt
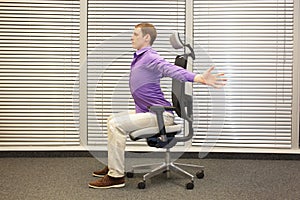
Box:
[130,46,196,113]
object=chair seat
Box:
[129,124,182,141]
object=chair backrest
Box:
[144,55,194,147]
[172,55,193,122]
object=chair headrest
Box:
[169,31,184,49]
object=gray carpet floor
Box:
[1,156,300,200]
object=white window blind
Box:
[193,0,294,148]
[0,0,80,146]
[87,0,186,146]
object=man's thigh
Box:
[112,112,157,133]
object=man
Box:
[89,23,226,189]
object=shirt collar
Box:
[134,46,152,57]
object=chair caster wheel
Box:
[126,172,134,178]
[186,182,194,190]
[196,170,204,179]
[138,181,146,189]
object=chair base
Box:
[127,149,204,189]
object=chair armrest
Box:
[148,105,176,113]
[147,105,175,142]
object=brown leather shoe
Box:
[89,175,125,189]
[93,166,109,177]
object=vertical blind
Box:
[0,0,80,146]
[87,0,186,146]
[193,0,294,148]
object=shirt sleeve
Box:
[148,54,196,82]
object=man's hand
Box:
[194,66,227,88]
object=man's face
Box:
[131,27,148,50]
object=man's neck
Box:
[137,44,151,51]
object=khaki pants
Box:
[106,110,175,177]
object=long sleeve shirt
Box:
[130,46,196,113]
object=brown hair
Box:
[135,23,157,45]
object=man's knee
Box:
[107,117,116,129]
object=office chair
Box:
[127,32,204,190]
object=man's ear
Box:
[144,34,151,43]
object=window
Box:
[87,0,186,147]
[0,0,80,146]
[193,0,294,149]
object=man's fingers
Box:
[207,65,215,73]
[217,78,227,82]
[216,82,226,86]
